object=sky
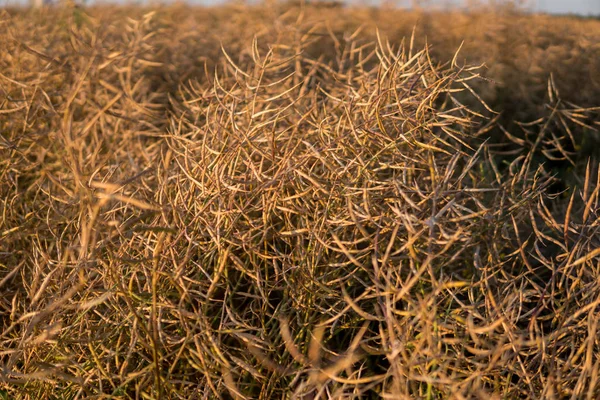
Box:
[535,0,600,15]
[399,0,600,15]
[3,0,600,16]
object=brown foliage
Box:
[1,4,600,399]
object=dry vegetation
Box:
[1,2,600,399]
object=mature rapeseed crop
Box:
[1,3,600,398]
